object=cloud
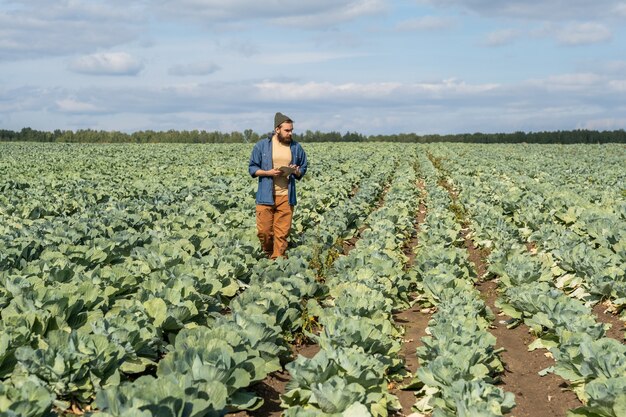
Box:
[483,29,522,46]
[608,79,626,92]
[225,40,260,57]
[529,22,613,46]
[68,52,144,76]
[0,0,143,61]
[416,1,617,47]
[525,72,605,92]
[312,30,364,48]
[154,0,387,28]
[395,16,455,31]
[582,117,626,130]
[253,79,500,103]
[55,98,101,113]
[615,3,626,17]
[552,22,612,46]
[255,51,366,65]
[4,71,625,134]
[168,61,221,76]
[604,60,626,73]
[416,0,626,21]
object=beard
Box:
[277,131,292,144]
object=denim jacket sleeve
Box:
[249,138,275,205]
[286,141,307,205]
[248,141,264,177]
[292,142,308,180]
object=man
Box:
[248,112,308,259]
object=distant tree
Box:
[243,129,253,143]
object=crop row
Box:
[427,144,625,309]
[433,150,626,417]
[405,153,514,417]
[282,150,420,416]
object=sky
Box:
[1,0,625,135]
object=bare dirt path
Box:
[463,230,582,417]
[230,342,320,417]
[592,302,626,343]
[448,180,582,417]
[477,280,582,417]
[391,180,430,416]
[391,302,430,416]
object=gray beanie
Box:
[274,112,293,128]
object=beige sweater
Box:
[272,135,292,196]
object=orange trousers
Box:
[256,195,294,259]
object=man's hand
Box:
[289,164,301,177]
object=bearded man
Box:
[248,112,308,259]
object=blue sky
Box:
[1,0,625,135]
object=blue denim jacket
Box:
[248,136,308,206]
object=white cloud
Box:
[255,51,366,65]
[253,79,499,103]
[483,29,522,46]
[615,3,626,17]
[416,0,626,21]
[525,72,604,92]
[225,40,260,57]
[168,61,221,76]
[582,117,626,130]
[604,60,626,73]
[0,0,143,61]
[395,16,455,31]
[608,79,626,92]
[417,1,618,47]
[55,98,100,113]
[154,0,387,27]
[68,52,144,76]
[553,22,612,46]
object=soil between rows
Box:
[229,343,320,417]
[391,180,430,416]
[459,199,582,417]
[592,302,626,343]
[477,280,582,417]
[391,301,430,417]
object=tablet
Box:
[278,166,296,175]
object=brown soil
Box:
[526,241,538,253]
[230,341,322,417]
[343,183,392,255]
[349,184,359,198]
[461,228,490,279]
[401,180,427,270]
[592,302,626,343]
[293,340,322,359]
[342,227,364,255]
[453,189,582,417]
[391,301,430,416]
[376,184,391,209]
[390,179,430,416]
[229,370,290,417]
[437,177,458,199]
[477,280,582,417]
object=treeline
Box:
[1,127,625,144]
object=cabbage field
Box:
[0,142,624,417]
